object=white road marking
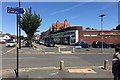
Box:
[1,67,57,75]
[2,47,16,54]
[51,72,59,76]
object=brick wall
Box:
[81,30,120,44]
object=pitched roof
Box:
[2,33,11,37]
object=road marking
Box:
[65,66,105,68]
[7,47,16,53]
[2,67,57,72]
[61,51,72,54]
[1,67,57,75]
[68,68,96,73]
[1,66,112,75]
[45,52,57,54]
[2,47,16,54]
[20,67,57,70]
[51,72,59,76]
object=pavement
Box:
[2,66,113,79]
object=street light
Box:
[99,14,106,53]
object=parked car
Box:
[44,41,55,47]
[39,41,44,45]
[0,39,6,44]
[75,41,89,48]
[110,43,120,48]
[35,40,39,44]
[0,41,5,44]
[6,41,16,47]
[92,41,109,48]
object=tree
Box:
[18,35,24,40]
[85,27,96,30]
[116,24,120,30]
[19,7,42,47]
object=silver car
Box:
[6,42,16,47]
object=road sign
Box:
[7,7,26,14]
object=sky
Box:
[1,1,119,36]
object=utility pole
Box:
[99,14,106,53]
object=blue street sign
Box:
[7,7,26,14]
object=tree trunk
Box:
[26,35,33,47]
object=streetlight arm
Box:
[99,14,106,22]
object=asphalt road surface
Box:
[2,43,113,69]
[1,44,114,79]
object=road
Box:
[2,44,114,69]
[1,44,115,78]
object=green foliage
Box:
[116,24,120,30]
[19,7,42,47]
[85,27,96,30]
[18,35,24,40]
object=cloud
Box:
[50,3,86,15]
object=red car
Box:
[0,41,5,44]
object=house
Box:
[2,33,11,40]
[0,31,5,43]
[33,34,40,41]
[0,33,17,43]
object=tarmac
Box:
[2,66,114,79]
[1,43,115,79]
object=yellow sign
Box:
[16,44,19,48]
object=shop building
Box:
[41,20,120,45]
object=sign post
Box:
[7,7,26,14]
[7,6,26,78]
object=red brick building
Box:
[42,20,120,45]
[50,19,70,32]
[82,28,120,44]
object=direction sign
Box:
[7,7,26,14]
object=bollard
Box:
[72,47,75,53]
[60,60,64,70]
[58,47,61,53]
[104,60,108,70]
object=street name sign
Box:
[7,7,26,14]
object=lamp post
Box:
[99,14,106,53]
[105,37,107,43]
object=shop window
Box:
[84,34,90,36]
[91,35,97,36]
